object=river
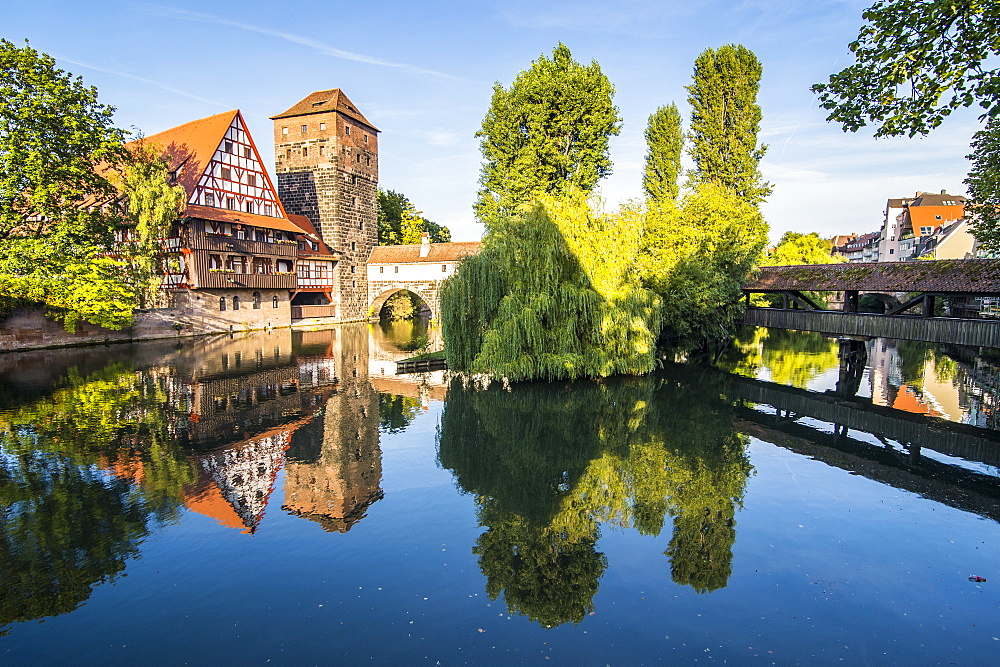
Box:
[1,322,997,663]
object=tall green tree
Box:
[376,188,450,245]
[643,103,683,201]
[638,183,768,346]
[812,1,1000,251]
[0,39,183,330]
[686,44,771,205]
[474,43,621,231]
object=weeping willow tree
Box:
[442,191,660,381]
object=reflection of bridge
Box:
[743,260,1000,347]
[663,363,1000,522]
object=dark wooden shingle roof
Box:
[746,260,1000,294]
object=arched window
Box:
[219,297,226,311]
[252,291,262,309]
[233,295,240,311]
[272,296,279,308]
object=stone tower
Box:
[271,90,379,320]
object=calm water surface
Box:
[1,322,998,664]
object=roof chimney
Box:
[941,189,947,195]
[419,231,430,257]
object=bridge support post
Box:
[923,294,936,317]
[844,290,859,313]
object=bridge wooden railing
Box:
[742,307,1000,347]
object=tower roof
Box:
[270,89,379,131]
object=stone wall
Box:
[1,288,293,353]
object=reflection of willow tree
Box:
[756,329,840,388]
[715,326,768,378]
[378,393,422,434]
[437,373,752,626]
[0,363,193,628]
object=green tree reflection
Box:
[0,362,194,629]
[437,372,752,626]
[0,453,157,628]
[378,393,422,434]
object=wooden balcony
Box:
[291,305,337,319]
[195,271,297,290]
[196,234,298,258]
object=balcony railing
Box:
[291,305,337,319]
[196,233,298,257]
[196,272,297,290]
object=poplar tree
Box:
[474,43,621,232]
[686,44,771,205]
[643,103,683,201]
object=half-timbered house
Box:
[141,109,312,328]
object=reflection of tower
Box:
[283,324,383,532]
[869,339,903,407]
[835,339,868,398]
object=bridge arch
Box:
[369,287,435,320]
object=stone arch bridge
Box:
[366,239,480,320]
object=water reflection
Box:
[436,373,752,626]
[0,324,400,628]
[724,326,1000,430]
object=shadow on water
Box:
[436,372,752,627]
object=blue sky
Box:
[6,0,983,243]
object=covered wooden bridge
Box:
[742,260,1000,347]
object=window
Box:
[889,249,894,254]
[320,122,327,130]
[253,258,271,274]
[379,266,384,273]
[301,125,307,133]
[247,174,256,187]
[442,264,447,272]
[359,221,364,231]
[303,147,308,157]
[245,202,255,214]
[255,229,267,242]
[253,292,262,309]
[226,197,235,210]
[219,297,226,311]
[224,141,233,153]
[221,167,231,180]
[351,197,357,207]
[233,295,240,311]
[935,215,942,220]
[244,147,251,158]
[205,192,215,207]
[282,127,288,135]
[351,265,356,274]
[345,126,351,136]
[273,296,279,308]
[318,145,325,155]
[351,241,357,251]
[277,259,293,273]
[394,266,399,273]
[366,156,371,166]
[209,254,222,269]
[264,204,273,216]
[286,148,291,159]
[920,226,933,235]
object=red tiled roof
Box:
[137,110,239,197]
[287,213,337,257]
[185,204,310,235]
[270,89,379,131]
[368,241,481,264]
